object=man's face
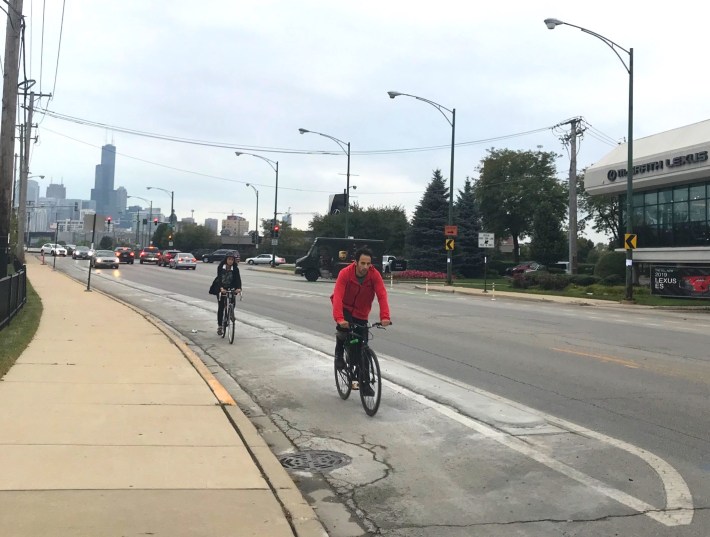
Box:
[355,255,372,277]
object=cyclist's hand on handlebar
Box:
[338,321,349,329]
[380,319,391,327]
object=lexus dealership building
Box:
[585,119,710,281]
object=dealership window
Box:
[619,180,710,247]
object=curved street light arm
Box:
[544,19,630,73]
[387,91,454,126]
[298,128,348,155]
[235,151,278,172]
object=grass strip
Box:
[0,281,42,379]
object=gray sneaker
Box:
[217,326,223,336]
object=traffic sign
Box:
[445,225,458,237]
[624,234,637,250]
[445,239,455,250]
[478,232,495,248]
[272,239,279,246]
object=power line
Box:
[49,0,65,97]
[38,108,558,156]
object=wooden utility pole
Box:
[556,117,585,275]
[568,117,579,275]
[16,91,33,262]
[0,0,24,277]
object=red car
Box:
[159,249,181,267]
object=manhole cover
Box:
[278,450,352,473]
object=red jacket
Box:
[332,262,390,324]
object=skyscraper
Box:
[46,183,66,199]
[90,143,117,217]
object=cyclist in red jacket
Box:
[331,248,391,394]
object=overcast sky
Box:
[13,0,710,242]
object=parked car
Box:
[139,246,161,264]
[507,261,543,275]
[114,247,135,264]
[160,249,181,267]
[91,250,119,269]
[40,243,67,257]
[202,249,236,263]
[245,253,286,266]
[169,252,197,270]
[72,246,94,260]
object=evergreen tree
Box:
[529,201,567,266]
[453,178,484,277]
[406,169,448,272]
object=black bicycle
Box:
[220,288,241,344]
[334,322,387,416]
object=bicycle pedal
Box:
[351,381,359,390]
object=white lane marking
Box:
[382,359,694,527]
[386,380,693,526]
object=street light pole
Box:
[235,153,279,266]
[146,186,175,234]
[388,91,456,285]
[246,183,259,249]
[298,128,351,238]
[544,18,634,301]
[127,195,152,247]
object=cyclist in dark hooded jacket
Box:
[216,251,242,335]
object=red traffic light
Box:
[153,218,158,225]
[274,225,279,232]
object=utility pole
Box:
[557,117,585,275]
[17,91,48,261]
[0,0,24,277]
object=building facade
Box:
[220,214,249,237]
[585,119,710,270]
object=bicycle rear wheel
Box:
[227,304,235,344]
[335,348,352,400]
[359,347,381,416]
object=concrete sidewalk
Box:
[0,257,327,537]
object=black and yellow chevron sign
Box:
[624,234,637,250]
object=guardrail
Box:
[0,263,27,330]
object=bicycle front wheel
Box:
[227,305,235,344]
[335,348,352,400]
[359,347,381,417]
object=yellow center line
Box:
[552,347,640,368]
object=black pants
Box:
[217,294,235,326]
[335,310,369,374]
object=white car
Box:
[245,253,286,266]
[91,250,119,269]
[169,252,197,270]
[40,243,67,256]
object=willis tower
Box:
[91,143,117,218]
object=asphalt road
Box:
[51,258,710,536]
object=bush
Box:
[602,274,624,286]
[511,272,569,290]
[594,251,626,280]
[569,274,599,286]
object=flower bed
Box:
[390,270,451,280]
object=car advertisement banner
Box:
[651,266,710,298]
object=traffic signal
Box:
[153,218,158,226]
[74,202,79,211]
[273,224,280,238]
[143,218,148,225]
[106,217,112,228]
